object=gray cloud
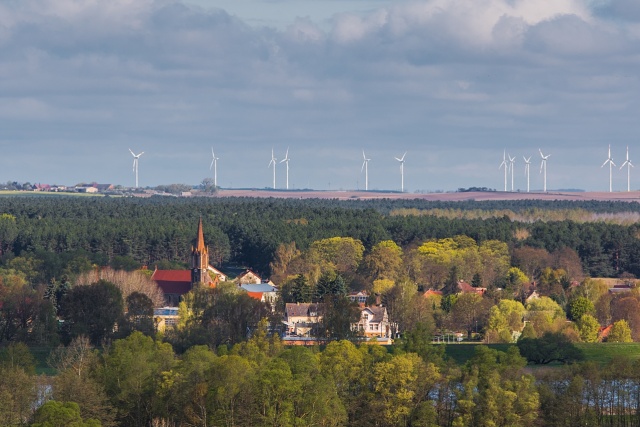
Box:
[1,0,640,192]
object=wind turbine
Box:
[280,147,290,190]
[268,149,277,189]
[508,154,516,191]
[539,149,550,192]
[601,144,616,193]
[395,152,407,192]
[523,156,531,193]
[620,146,634,192]
[210,148,219,187]
[361,151,370,191]
[129,148,144,188]
[499,150,508,191]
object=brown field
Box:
[215,189,640,202]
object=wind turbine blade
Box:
[361,161,366,173]
[601,159,609,168]
[539,149,544,158]
[363,150,366,160]
[210,159,215,169]
[400,152,407,161]
[620,161,628,170]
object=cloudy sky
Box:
[2,0,640,192]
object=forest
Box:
[4,195,640,426]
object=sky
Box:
[2,0,640,192]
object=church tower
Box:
[191,218,210,286]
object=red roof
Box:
[424,289,443,297]
[152,270,192,295]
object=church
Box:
[151,218,223,306]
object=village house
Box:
[348,290,369,304]
[283,302,324,337]
[352,305,394,341]
[234,269,263,285]
[240,283,279,307]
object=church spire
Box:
[195,217,207,254]
[191,217,210,286]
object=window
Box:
[364,314,369,320]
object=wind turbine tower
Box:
[620,146,634,192]
[539,149,550,192]
[499,150,508,191]
[508,154,516,191]
[395,152,407,192]
[280,147,290,190]
[268,149,277,189]
[210,148,219,187]
[129,148,144,188]
[523,156,531,193]
[601,144,616,193]
[361,151,371,191]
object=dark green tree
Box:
[59,280,124,346]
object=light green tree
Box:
[31,401,101,427]
[608,320,633,343]
[577,314,600,343]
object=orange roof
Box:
[424,289,443,297]
[246,292,263,300]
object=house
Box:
[235,269,262,284]
[283,303,325,337]
[348,291,369,304]
[352,306,394,339]
[524,290,540,304]
[240,283,278,306]
[457,280,486,296]
[76,186,99,193]
[208,266,227,282]
[151,218,218,305]
[423,289,443,298]
[154,307,179,332]
[609,284,634,294]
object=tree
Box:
[0,213,18,256]
[59,280,124,346]
[123,292,154,336]
[568,296,595,321]
[450,293,489,340]
[442,266,459,296]
[31,401,101,427]
[49,337,115,426]
[576,314,600,343]
[97,332,176,426]
[607,319,633,343]
[319,295,361,341]
[486,299,526,343]
[362,240,403,282]
[517,332,584,364]
[75,269,164,308]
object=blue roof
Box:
[240,283,277,293]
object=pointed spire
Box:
[195,217,207,253]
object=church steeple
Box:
[191,217,210,286]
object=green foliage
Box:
[608,319,633,343]
[59,280,124,346]
[31,401,101,427]
[517,332,585,364]
[568,296,595,321]
[576,314,600,343]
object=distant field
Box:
[216,189,640,202]
[0,190,106,197]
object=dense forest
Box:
[1,195,640,278]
